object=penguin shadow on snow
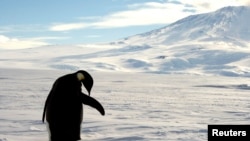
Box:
[42,70,105,141]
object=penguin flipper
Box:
[81,93,105,116]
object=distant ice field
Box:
[0,68,250,141]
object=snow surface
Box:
[0,68,250,141]
[1,41,250,77]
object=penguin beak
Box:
[82,79,93,95]
[77,70,93,95]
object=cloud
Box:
[0,24,48,34]
[49,23,90,31]
[0,35,10,42]
[49,0,250,32]
[93,2,191,28]
[85,35,101,38]
[49,2,192,31]
[183,0,250,13]
[0,35,50,49]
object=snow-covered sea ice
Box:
[0,68,250,141]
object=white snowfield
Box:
[0,68,250,141]
[1,6,250,141]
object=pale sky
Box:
[0,0,249,49]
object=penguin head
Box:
[76,70,93,95]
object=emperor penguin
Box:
[42,70,105,141]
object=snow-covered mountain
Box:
[1,6,250,76]
[119,6,250,45]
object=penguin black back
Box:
[42,70,105,141]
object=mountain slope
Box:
[119,6,250,45]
